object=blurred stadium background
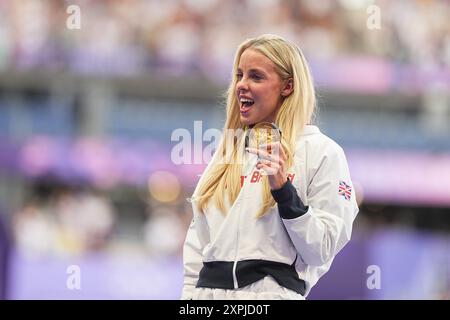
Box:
[0,0,449,300]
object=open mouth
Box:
[240,98,255,113]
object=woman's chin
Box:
[240,114,255,126]
[240,118,254,126]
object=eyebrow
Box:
[237,67,267,75]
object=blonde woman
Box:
[182,34,359,300]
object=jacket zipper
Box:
[232,154,257,290]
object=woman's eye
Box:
[236,73,262,81]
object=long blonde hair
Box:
[194,34,316,218]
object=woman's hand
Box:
[245,142,288,190]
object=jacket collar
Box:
[302,125,320,136]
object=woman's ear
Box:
[281,78,294,97]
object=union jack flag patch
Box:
[338,180,352,201]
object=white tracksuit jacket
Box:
[182,125,359,299]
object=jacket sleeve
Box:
[276,143,359,266]
[181,216,204,300]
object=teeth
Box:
[240,98,254,103]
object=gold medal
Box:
[246,122,282,154]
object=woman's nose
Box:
[236,78,249,92]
